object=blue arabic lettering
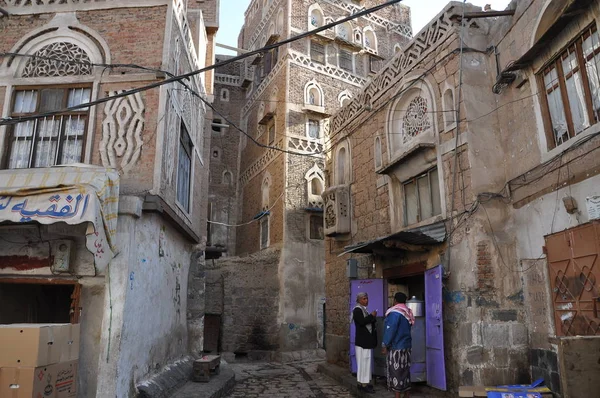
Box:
[10,194,88,220]
[0,196,12,210]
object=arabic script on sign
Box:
[0,194,89,222]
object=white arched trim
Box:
[304,80,324,107]
[3,13,110,79]
[308,3,325,30]
[338,90,353,107]
[363,26,378,53]
[334,140,351,185]
[385,74,438,162]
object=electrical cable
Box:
[0,0,404,127]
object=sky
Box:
[216,0,511,55]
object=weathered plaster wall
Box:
[96,198,195,397]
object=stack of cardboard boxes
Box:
[0,324,79,398]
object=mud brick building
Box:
[324,0,600,396]
[204,0,411,360]
[0,0,218,395]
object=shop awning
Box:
[339,221,447,256]
[0,165,119,271]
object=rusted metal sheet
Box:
[0,255,50,271]
[545,221,600,336]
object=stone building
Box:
[324,0,600,396]
[0,0,218,396]
[204,0,411,359]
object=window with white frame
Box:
[443,88,456,129]
[308,119,321,139]
[364,28,377,53]
[7,87,91,169]
[260,173,271,248]
[177,121,193,212]
[538,24,600,149]
[309,5,325,29]
[311,41,326,64]
[222,170,233,186]
[337,22,352,41]
[335,143,350,185]
[339,49,353,72]
[403,167,441,226]
[374,136,383,169]
[305,81,324,107]
[220,88,229,102]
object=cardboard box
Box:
[0,360,78,398]
[0,324,79,368]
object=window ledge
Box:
[378,143,436,174]
[397,215,445,234]
[542,123,600,163]
[258,111,275,125]
[302,104,329,116]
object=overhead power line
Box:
[0,0,404,127]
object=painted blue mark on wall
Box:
[129,272,135,290]
[443,290,466,303]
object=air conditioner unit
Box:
[323,184,350,236]
[51,240,73,273]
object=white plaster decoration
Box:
[321,0,411,39]
[330,8,453,136]
[304,80,324,107]
[289,50,366,87]
[215,74,241,86]
[248,0,284,52]
[442,83,457,131]
[305,163,325,209]
[402,96,431,143]
[0,0,168,14]
[101,91,145,174]
[173,0,201,69]
[363,27,377,54]
[239,142,281,186]
[287,137,324,154]
[261,172,271,211]
[308,4,325,30]
[22,42,92,77]
[242,53,287,115]
[338,90,353,107]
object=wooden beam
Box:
[0,277,79,285]
[383,261,426,279]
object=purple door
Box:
[349,279,387,373]
[425,265,446,390]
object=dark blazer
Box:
[353,307,377,349]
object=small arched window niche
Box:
[387,84,436,163]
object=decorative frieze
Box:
[239,142,281,187]
[215,74,241,87]
[330,8,454,138]
[287,137,324,155]
[22,42,92,77]
[289,50,367,87]
[100,91,145,174]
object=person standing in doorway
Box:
[382,292,414,398]
[352,292,377,394]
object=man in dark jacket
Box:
[352,292,377,393]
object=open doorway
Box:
[0,280,81,324]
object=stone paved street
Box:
[228,361,352,398]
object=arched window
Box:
[305,163,325,207]
[269,87,278,113]
[354,29,363,45]
[335,143,350,185]
[338,91,352,107]
[387,85,435,157]
[220,88,229,102]
[394,44,402,54]
[364,28,377,52]
[374,136,382,169]
[262,173,271,211]
[276,9,285,35]
[4,23,109,169]
[308,4,325,30]
[257,102,265,123]
[222,170,233,186]
[304,81,324,107]
[443,87,456,129]
[336,21,352,41]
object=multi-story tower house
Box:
[205,0,411,359]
